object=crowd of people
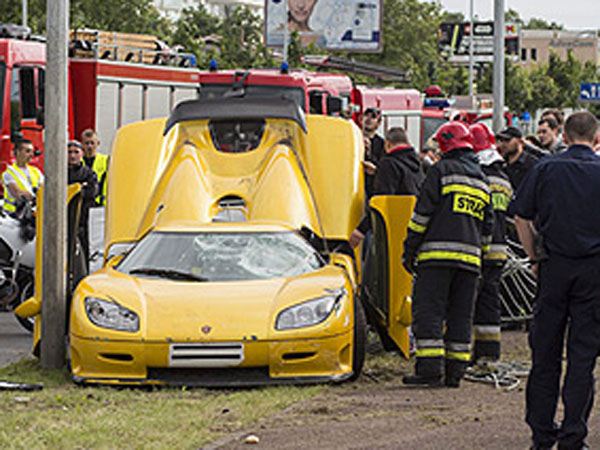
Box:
[355,106,600,450]
[2,129,109,271]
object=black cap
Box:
[496,126,522,140]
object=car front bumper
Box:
[69,330,354,386]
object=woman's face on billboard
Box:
[289,0,317,25]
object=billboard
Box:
[438,22,519,64]
[265,0,383,52]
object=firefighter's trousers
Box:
[412,266,478,380]
[526,253,600,450]
[473,264,503,361]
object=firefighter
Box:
[2,139,43,216]
[81,129,108,206]
[469,123,513,364]
[402,121,493,388]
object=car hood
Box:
[72,265,349,342]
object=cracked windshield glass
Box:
[117,231,324,282]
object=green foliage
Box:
[170,4,220,67]
[217,7,274,69]
[0,359,321,449]
[1,0,47,35]
[524,17,564,30]
[70,0,171,39]
[1,0,170,38]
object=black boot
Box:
[402,374,443,387]
[445,375,461,388]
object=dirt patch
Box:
[212,330,600,449]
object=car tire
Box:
[349,295,367,381]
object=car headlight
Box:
[85,297,139,332]
[275,287,346,330]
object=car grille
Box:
[168,342,244,368]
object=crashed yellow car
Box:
[20,97,415,386]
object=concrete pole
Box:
[283,0,289,63]
[41,0,69,369]
[22,0,28,28]
[492,0,505,132]
[468,0,474,96]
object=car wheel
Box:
[349,295,367,381]
[12,271,34,333]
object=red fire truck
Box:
[196,66,353,116]
[0,24,200,181]
[352,85,423,150]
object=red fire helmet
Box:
[424,85,443,97]
[469,123,496,153]
[434,121,474,153]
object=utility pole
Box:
[41,0,69,369]
[468,0,474,96]
[283,0,289,63]
[492,0,505,132]
[22,0,28,28]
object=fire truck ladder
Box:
[302,55,411,83]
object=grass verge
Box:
[0,358,322,449]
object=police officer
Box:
[469,123,513,364]
[2,139,43,216]
[512,111,600,450]
[81,129,108,206]
[402,122,493,388]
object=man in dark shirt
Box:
[68,140,98,270]
[350,127,424,248]
[495,126,539,191]
[512,111,600,450]
[361,107,385,198]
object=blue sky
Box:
[431,0,600,30]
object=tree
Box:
[216,7,274,69]
[1,0,170,38]
[170,4,220,66]
[505,9,524,26]
[524,17,563,30]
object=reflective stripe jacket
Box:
[2,164,42,213]
[403,149,494,273]
[85,153,108,206]
[478,149,513,266]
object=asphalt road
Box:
[0,312,32,367]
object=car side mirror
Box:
[327,96,343,115]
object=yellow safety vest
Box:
[85,153,109,206]
[2,164,42,214]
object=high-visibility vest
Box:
[85,153,108,206]
[2,163,42,214]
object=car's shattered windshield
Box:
[117,231,325,282]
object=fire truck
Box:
[0,24,201,180]
[421,87,513,149]
[352,85,423,150]
[196,66,353,116]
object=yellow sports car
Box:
[18,96,415,386]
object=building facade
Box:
[153,0,263,20]
[519,29,599,68]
